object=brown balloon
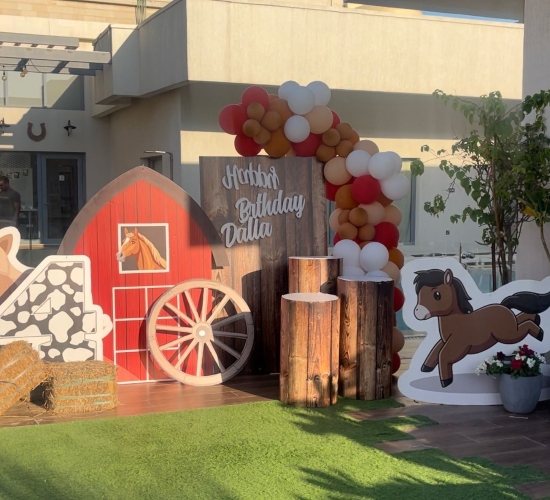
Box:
[338,222,358,240]
[263,128,291,158]
[393,327,405,353]
[268,98,293,124]
[377,191,393,207]
[322,128,341,147]
[349,207,369,227]
[335,185,359,210]
[358,223,375,241]
[336,122,354,140]
[316,144,336,163]
[349,129,360,145]
[359,241,370,249]
[388,247,405,269]
[335,140,354,158]
[338,209,351,224]
[253,127,271,145]
[243,119,261,138]
[261,111,282,131]
[247,103,265,121]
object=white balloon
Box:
[342,265,365,278]
[381,173,410,201]
[284,115,311,143]
[278,80,300,101]
[386,151,403,173]
[345,150,371,177]
[287,86,315,115]
[366,270,389,279]
[306,81,331,106]
[368,152,395,181]
[359,242,389,272]
[332,239,361,268]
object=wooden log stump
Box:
[280,293,340,407]
[337,278,394,401]
[288,257,342,295]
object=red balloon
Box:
[331,111,341,128]
[394,287,404,312]
[292,133,322,157]
[392,353,401,374]
[234,135,262,157]
[242,86,270,110]
[351,175,381,205]
[374,221,400,249]
[219,104,248,135]
[333,233,342,245]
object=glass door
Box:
[39,155,84,244]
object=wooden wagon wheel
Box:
[147,279,254,386]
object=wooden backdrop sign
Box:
[200,156,327,374]
[398,257,550,405]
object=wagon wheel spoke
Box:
[163,302,195,326]
[200,288,209,322]
[212,338,241,359]
[175,338,199,370]
[211,312,247,330]
[156,325,193,334]
[207,294,231,324]
[183,290,201,323]
[213,331,249,339]
[196,342,204,377]
[159,333,194,351]
[206,341,225,372]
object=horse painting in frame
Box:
[116,225,168,272]
[398,257,550,406]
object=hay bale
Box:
[44,361,117,414]
[0,341,45,415]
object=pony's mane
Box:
[137,233,167,269]
[413,269,473,314]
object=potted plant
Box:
[476,345,546,414]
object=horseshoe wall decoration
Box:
[27,122,46,142]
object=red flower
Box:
[511,359,523,370]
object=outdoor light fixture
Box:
[20,65,28,78]
[1,67,6,82]
[143,150,174,181]
[0,118,10,135]
[64,120,76,136]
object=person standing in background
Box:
[0,175,21,225]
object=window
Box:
[0,73,84,110]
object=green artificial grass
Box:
[0,398,546,500]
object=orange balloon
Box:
[317,144,336,163]
[393,327,405,353]
[338,222,358,240]
[247,103,265,121]
[335,140,354,158]
[354,139,380,156]
[324,157,351,185]
[322,128,341,147]
[377,191,393,207]
[268,99,293,124]
[388,247,405,269]
[336,122,354,140]
[349,207,368,227]
[382,261,401,283]
[329,209,342,232]
[261,111,282,131]
[253,127,271,145]
[243,119,261,137]
[338,209,351,224]
[349,129,360,144]
[335,185,359,210]
[263,128,291,158]
[384,205,403,226]
[305,105,333,134]
[358,223,375,241]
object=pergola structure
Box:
[0,32,110,76]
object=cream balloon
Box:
[381,173,410,201]
[381,261,401,283]
[284,115,311,143]
[306,81,331,106]
[384,205,403,226]
[305,105,333,134]
[287,86,315,115]
[332,239,361,268]
[360,202,385,226]
[324,157,351,185]
[278,80,300,101]
[353,139,379,156]
[329,208,342,232]
[345,150,371,177]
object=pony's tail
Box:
[501,291,550,314]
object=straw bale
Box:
[0,341,45,415]
[44,360,117,414]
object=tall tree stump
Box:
[337,278,394,401]
[288,257,342,294]
[280,293,340,407]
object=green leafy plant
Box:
[476,345,545,378]
[411,89,550,289]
